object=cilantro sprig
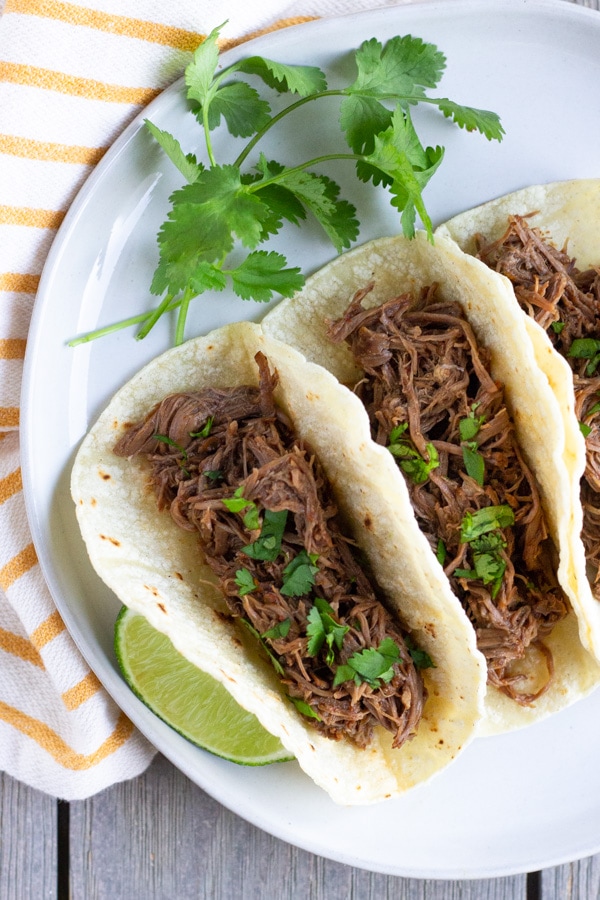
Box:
[70,24,503,347]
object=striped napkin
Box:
[0,0,414,800]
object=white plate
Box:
[21,0,600,879]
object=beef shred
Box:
[475,215,600,591]
[328,284,569,704]
[114,353,425,750]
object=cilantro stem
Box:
[175,286,195,346]
[67,298,182,346]
[136,291,177,341]
[234,90,346,168]
[248,153,361,192]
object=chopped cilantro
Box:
[262,618,292,641]
[234,568,256,596]
[551,321,565,334]
[457,510,512,597]
[306,598,349,666]
[203,469,223,482]
[460,505,515,543]
[152,434,187,457]
[568,337,600,376]
[458,405,486,441]
[221,487,260,530]
[289,696,321,721]
[242,508,288,561]
[580,421,593,438]
[333,637,401,688]
[189,416,214,438]
[404,635,435,669]
[462,442,485,486]
[388,423,439,484]
[240,619,284,676]
[436,538,447,566]
[280,550,319,597]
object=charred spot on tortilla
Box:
[113,350,430,750]
[99,534,120,547]
[474,214,600,594]
[328,282,570,705]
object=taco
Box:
[71,321,486,804]
[436,179,600,660]
[261,232,600,734]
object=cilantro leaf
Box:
[221,487,261,530]
[333,637,401,688]
[227,251,304,302]
[144,120,203,183]
[262,618,291,640]
[189,416,213,438]
[234,568,256,596]
[568,338,600,376]
[388,422,439,483]
[460,505,515,542]
[462,443,485,486]
[306,598,350,666]
[184,23,224,106]
[240,619,285,676]
[347,35,446,99]
[280,550,319,597]
[266,169,359,253]
[364,107,444,238]
[436,98,505,141]
[242,509,288,561]
[459,406,485,441]
[206,81,271,137]
[289,696,321,720]
[235,56,327,96]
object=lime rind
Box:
[114,606,293,766]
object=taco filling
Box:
[113,351,427,750]
[327,283,569,704]
[474,215,600,592]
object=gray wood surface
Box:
[2,0,599,898]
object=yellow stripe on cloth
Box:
[0,703,135,769]
[0,273,40,293]
[0,468,23,504]
[0,339,27,360]
[0,408,19,428]
[0,205,65,229]
[0,62,161,106]
[62,672,102,710]
[0,544,38,590]
[30,610,66,650]
[5,0,204,52]
[0,628,44,668]
[0,133,107,165]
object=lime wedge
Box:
[114,606,293,766]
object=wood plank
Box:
[0,772,57,899]
[68,754,526,899]
[542,859,600,899]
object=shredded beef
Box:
[114,352,425,749]
[328,284,569,704]
[475,215,600,589]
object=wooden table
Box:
[3,0,600,896]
